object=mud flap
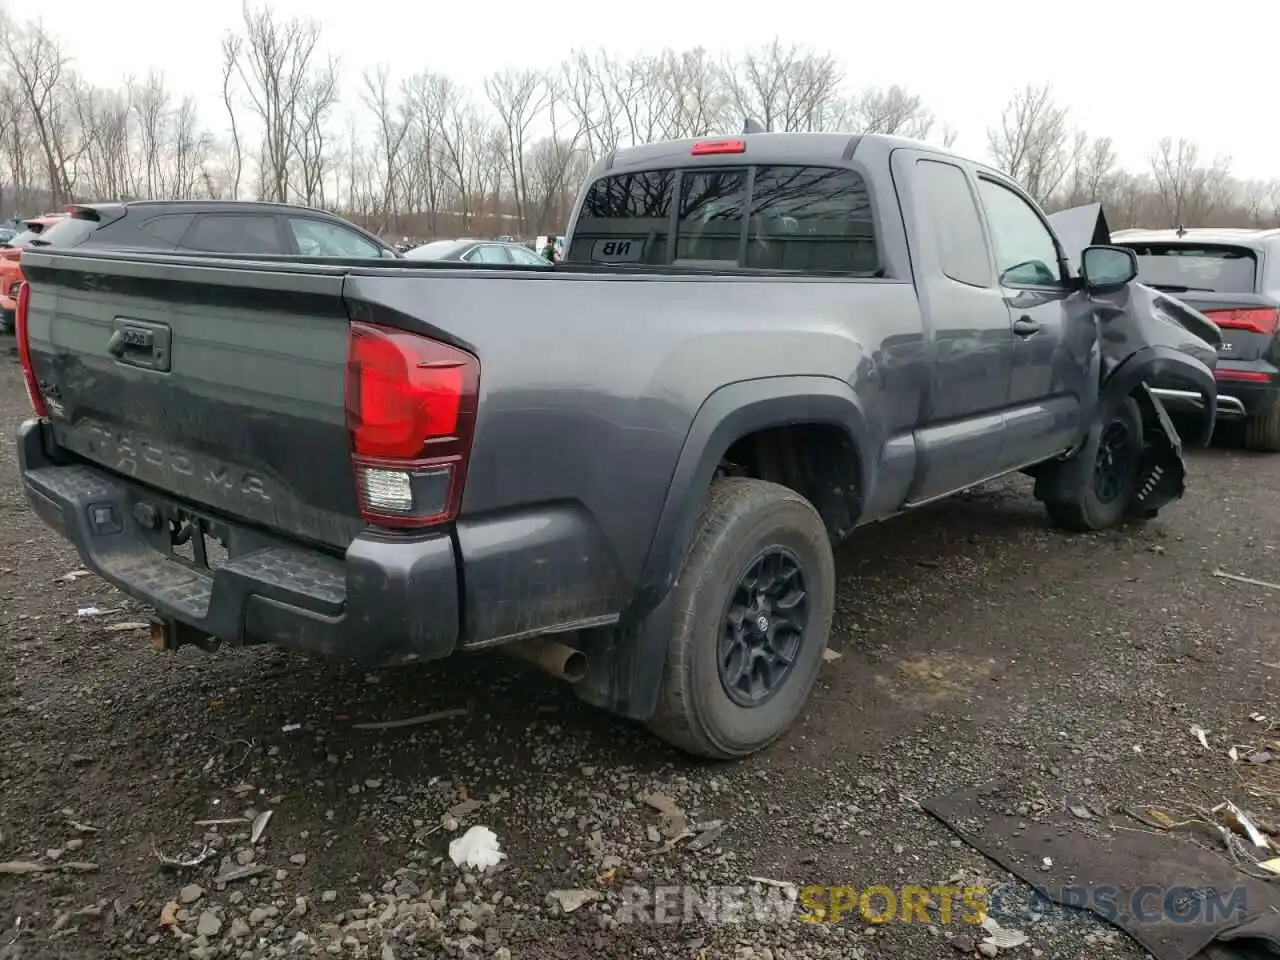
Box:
[1127,384,1186,516]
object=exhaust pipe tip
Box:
[503,637,588,684]
[560,648,588,683]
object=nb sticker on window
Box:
[591,239,644,263]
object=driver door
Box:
[975,175,1096,469]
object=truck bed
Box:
[18,247,921,657]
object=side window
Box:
[287,217,380,258]
[181,215,283,255]
[675,169,747,263]
[913,160,991,287]
[744,165,878,274]
[976,178,1063,287]
[509,246,548,265]
[139,214,194,246]
[569,170,675,265]
[468,244,510,264]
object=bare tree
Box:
[0,18,74,204]
[290,58,339,205]
[360,65,409,227]
[485,69,549,232]
[1147,137,1235,226]
[664,48,730,138]
[987,84,1074,205]
[220,34,244,200]
[722,39,843,132]
[851,85,934,138]
[230,4,332,203]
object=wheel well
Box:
[719,422,862,541]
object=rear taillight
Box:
[1205,307,1279,336]
[15,281,46,418]
[345,321,479,528]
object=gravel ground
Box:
[0,350,1277,960]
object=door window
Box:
[287,217,382,258]
[509,245,549,265]
[182,215,284,254]
[913,160,991,287]
[977,178,1064,287]
[467,244,511,264]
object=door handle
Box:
[1013,317,1042,337]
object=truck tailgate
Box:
[20,252,363,549]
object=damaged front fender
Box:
[1092,281,1221,447]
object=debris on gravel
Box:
[0,360,1276,958]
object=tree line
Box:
[1,6,1277,239]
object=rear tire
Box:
[1242,406,1280,453]
[1044,396,1145,532]
[647,478,835,760]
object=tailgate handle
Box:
[108,318,171,373]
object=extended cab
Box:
[14,133,1219,759]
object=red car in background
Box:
[1,214,65,333]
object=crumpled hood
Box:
[1047,203,1112,273]
[1048,202,1222,357]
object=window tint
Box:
[5,230,39,248]
[467,244,510,264]
[27,216,98,249]
[568,170,675,264]
[509,246,549,265]
[744,165,877,273]
[976,179,1062,286]
[405,240,467,260]
[288,217,381,258]
[182,215,283,254]
[1119,243,1258,294]
[676,169,747,263]
[139,214,194,245]
[913,160,990,287]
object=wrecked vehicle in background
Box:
[14,133,1221,760]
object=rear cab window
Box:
[1115,243,1259,294]
[569,162,879,275]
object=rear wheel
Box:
[1044,396,1145,532]
[1242,406,1280,453]
[647,478,835,760]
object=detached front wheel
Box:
[1043,396,1145,532]
[648,478,835,760]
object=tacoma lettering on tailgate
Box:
[63,420,274,505]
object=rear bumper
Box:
[17,419,461,665]
[1151,362,1278,422]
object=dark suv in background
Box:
[1112,227,1280,451]
[27,200,398,260]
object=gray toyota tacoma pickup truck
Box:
[14,132,1221,759]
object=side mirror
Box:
[1081,245,1138,291]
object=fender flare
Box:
[638,375,873,604]
[573,376,872,722]
[1102,345,1217,447]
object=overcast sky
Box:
[30,0,1279,182]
